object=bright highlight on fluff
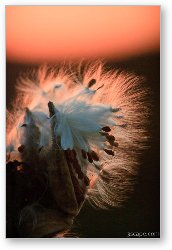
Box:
[7,62,149,209]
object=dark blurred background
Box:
[6,52,160,238]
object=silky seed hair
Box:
[7,61,150,209]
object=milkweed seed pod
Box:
[6,62,149,237]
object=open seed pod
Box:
[6,62,149,237]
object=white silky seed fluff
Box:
[6,62,149,209]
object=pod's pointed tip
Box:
[48,101,55,117]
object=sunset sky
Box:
[6,6,160,63]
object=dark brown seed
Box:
[64,150,69,159]
[87,79,96,88]
[106,135,117,146]
[91,151,99,161]
[21,124,27,127]
[104,148,114,156]
[71,159,84,179]
[81,150,87,159]
[108,141,118,147]
[72,158,79,166]
[102,126,111,132]
[18,145,25,153]
[78,171,84,179]
[68,168,85,205]
[87,152,93,163]
[84,176,90,186]
[71,149,77,158]
[73,163,82,175]
[66,149,74,160]
[106,135,115,141]
[113,142,119,147]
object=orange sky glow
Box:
[6,6,160,63]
